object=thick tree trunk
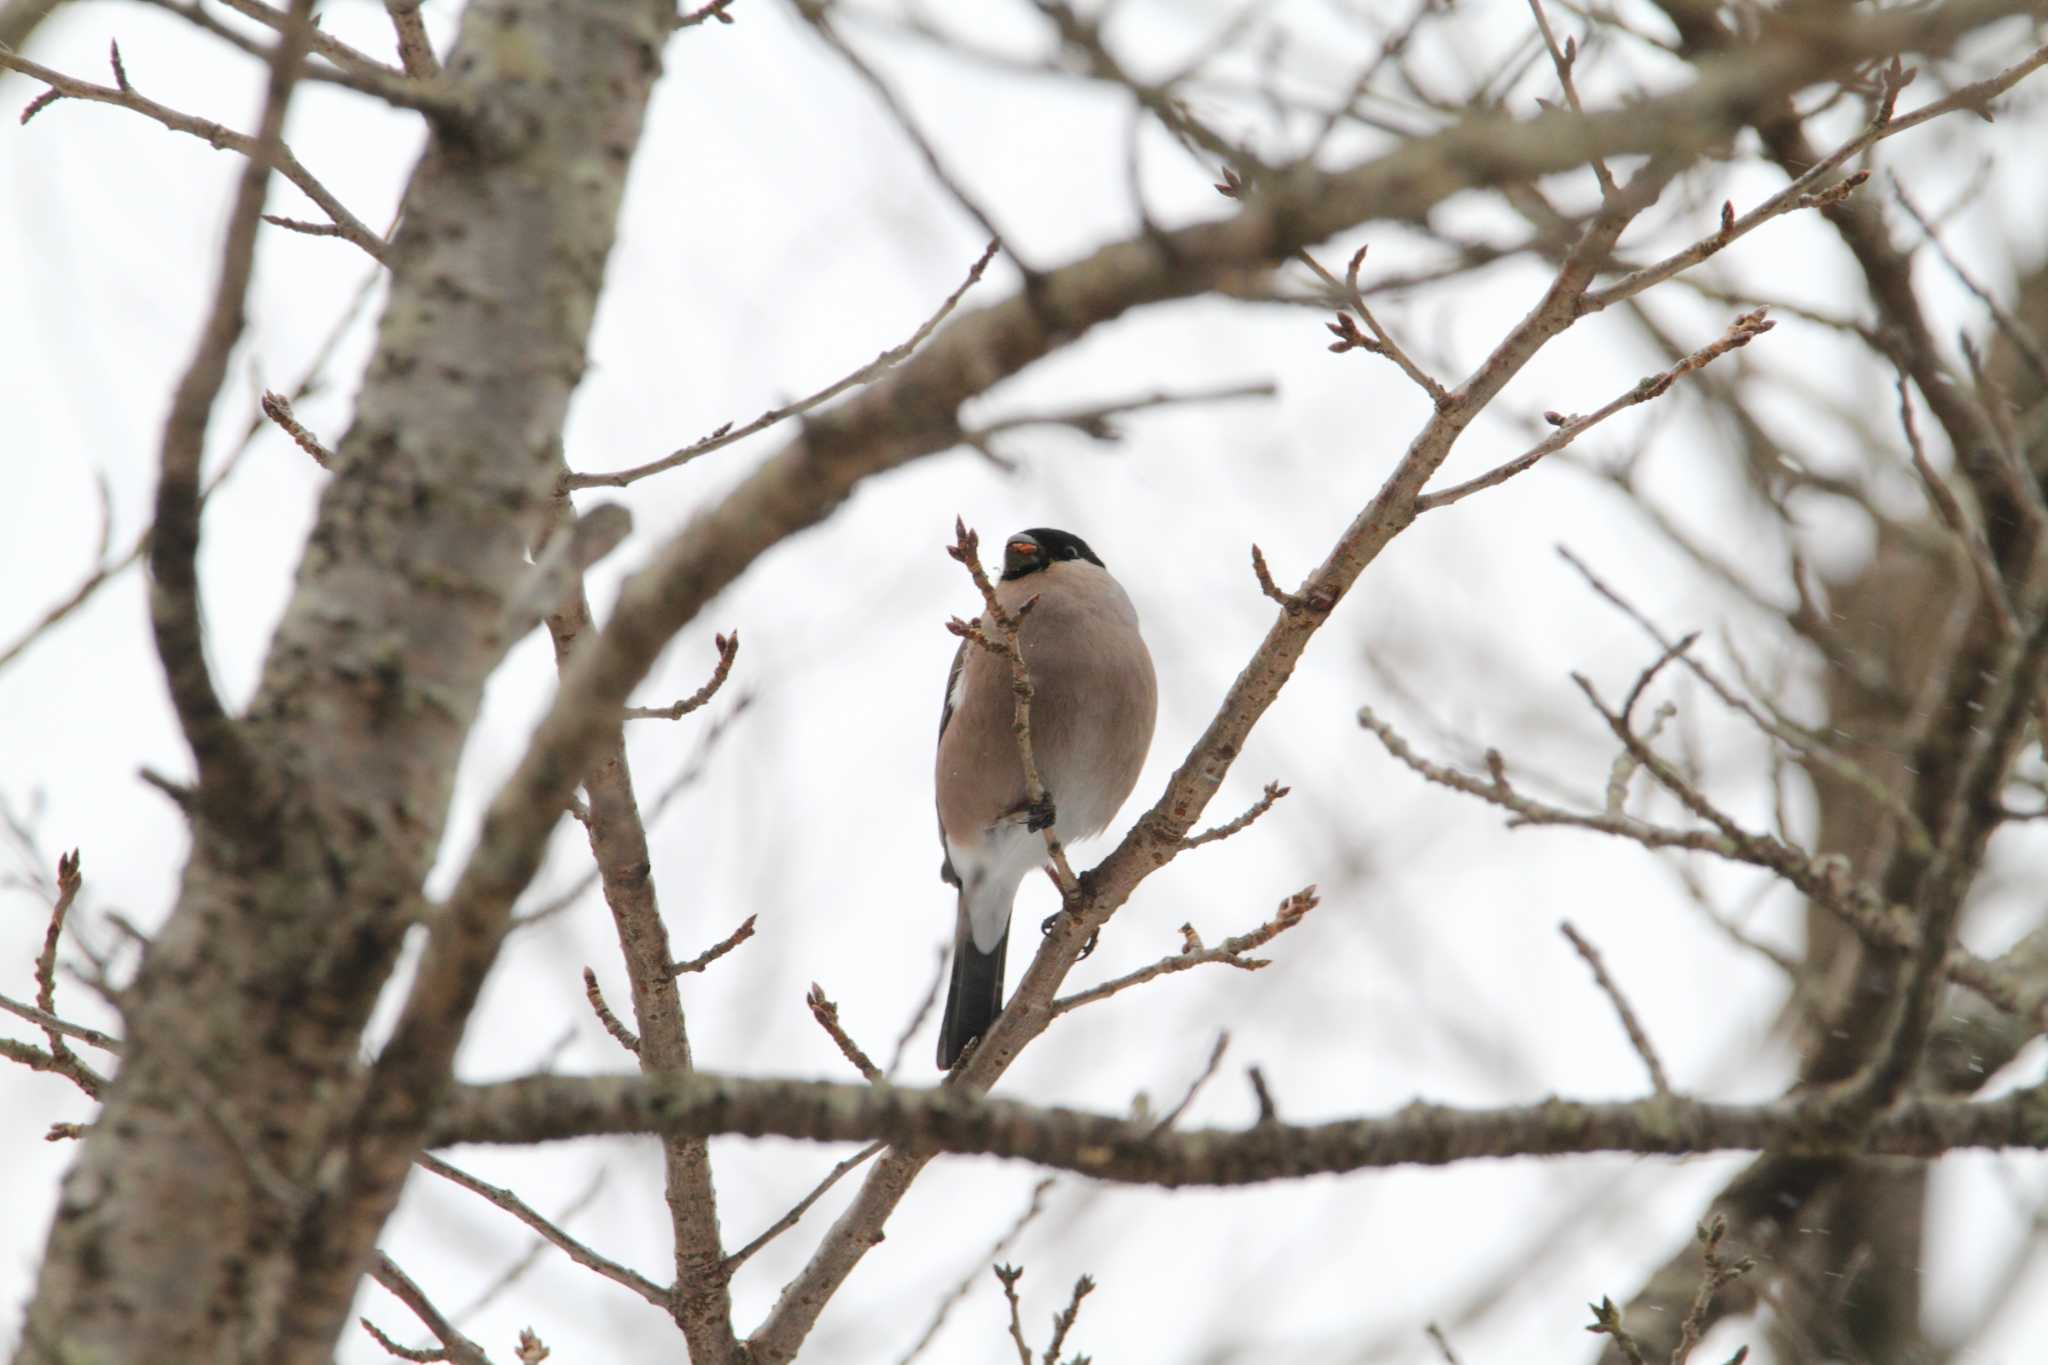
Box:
[13,3,674,1361]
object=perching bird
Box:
[934,527,1157,1068]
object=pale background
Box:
[4,1,2046,1360]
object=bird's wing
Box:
[936,636,968,886]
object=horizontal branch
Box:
[429,1070,2048,1187]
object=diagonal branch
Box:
[0,46,390,260]
[147,0,319,794]
[567,239,998,489]
[354,14,2038,1360]
[1052,888,1318,1016]
[415,1152,667,1308]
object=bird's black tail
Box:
[937,909,1010,1069]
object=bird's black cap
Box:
[1001,528,1104,580]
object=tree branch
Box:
[146,2,317,793]
[429,1069,2048,1183]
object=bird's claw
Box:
[1024,795,1057,832]
[1040,910,1100,959]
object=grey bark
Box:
[12,1,674,1361]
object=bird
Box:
[934,527,1157,1068]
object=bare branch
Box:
[0,47,389,260]
[1417,308,1775,512]
[260,390,335,468]
[1181,781,1290,849]
[887,946,949,1079]
[1671,1217,1754,1365]
[1586,1296,1648,1365]
[1527,0,1617,197]
[807,983,883,1083]
[383,0,440,78]
[366,1252,493,1365]
[1301,245,1448,403]
[676,0,738,28]
[567,240,998,489]
[1357,704,2043,1030]
[624,632,740,722]
[1895,374,2018,638]
[1152,1033,1230,1133]
[147,0,320,795]
[1560,921,1671,1096]
[582,968,640,1055]
[1249,544,1307,614]
[994,1264,1032,1365]
[430,1068,2048,1180]
[962,381,1276,448]
[670,914,757,975]
[899,1178,1057,1364]
[415,1153,667,1308]
[723,1141,884,1274]
[1053,888,1318,1016]
[1040,1273,1096,1364]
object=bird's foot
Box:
[1023,794,1057,832]
[1040,909,1100,959]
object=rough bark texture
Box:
[425,1068,2048,1177]
[13,2,672,1361]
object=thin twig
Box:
[1555,545,1935,859]
[1527,0,1617,198]
[994,1264,1032,1365]
[567,241,997,488]
[1040,1274,1096,1365]
[899,1178,1058,1364]
[260,390,335,468]
[888,945,949,1079]
[670,913,757,975]
[1895,374,2018,638]
[1053,887,1318,1016]
[1893,174,2048,392]
[802,7,1016,256]
[31,851,84,1077]
[1249,544,1305,613]
[447,1168,608,1324]
[1181,781,1290,849]
[582,968,640,1054]
[0,993,120,1052]
[1151,1032,1230,1133]
[676,0,738,27]
[359,1313,449,1363]
[1301,245,1449,402]
[1560,921,1671,1095]
[148,0,322,804]
[1357,704,2039,1028]
[625,632,740,721]
[962,381,1276,447]
[723,1141,885,1274]
[366,1252,492,1365]
[808,983,883,1082]
[0,47,389,261]
[948,520,1078,897]
[1586,39,2048,312]
[415,1152,668,1307]
[1417,309,1775,511]
[1587,1295,1648,1365]
[1671,1215,1755,1365]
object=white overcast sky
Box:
[5,2,2048,1361]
